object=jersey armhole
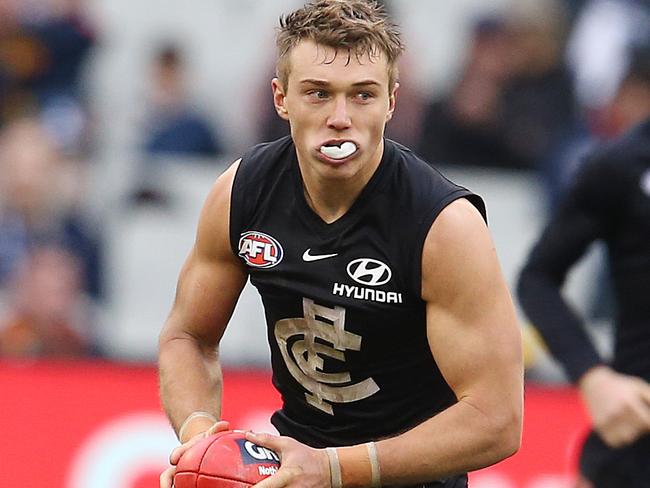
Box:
[228,158,248,257]
[410,190,487,298]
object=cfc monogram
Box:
[274,298,380,414]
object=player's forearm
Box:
[518,266,602,382]
[158,330,223,440]
[374,397,521,484]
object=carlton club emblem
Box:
[274,298,380,415]
[238,231,284,268]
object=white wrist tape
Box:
[366,442,381,488]
[326,447,343,488]
[177,411,217,442]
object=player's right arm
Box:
[158,160,247,486]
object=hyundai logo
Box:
[346,258,392,286]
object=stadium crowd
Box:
[0,0,648,380]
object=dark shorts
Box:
[580,431,650,487]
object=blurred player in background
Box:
[518,55,650,485]
[159,1,523,487]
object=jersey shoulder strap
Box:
[229,136,294,255]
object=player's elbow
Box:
[498,416,522,460]
[159,322,200,356]
[158,325,181,353]
[489,405,523,461]
[463,394,522,466]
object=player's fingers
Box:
[169,444,186,465]
[207,420,230,435]
[160,466,175,488]
[245,431,284,452]
[170,422,229,465]
[170,434,202,464]
[252,466,295,488]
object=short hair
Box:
[276,0,404,91]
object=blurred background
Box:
[1,0,649,486]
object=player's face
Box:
[272,40,397,183]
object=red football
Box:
[174,431,280,488]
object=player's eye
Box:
[356,91,374,102]
[307,89,329,100]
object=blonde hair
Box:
[276,0,404,91]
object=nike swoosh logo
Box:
[302,249,338,262]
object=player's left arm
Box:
[376,197,523,483]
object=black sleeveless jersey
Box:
[230,136,486,448]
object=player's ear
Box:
[272,78,290,121]
[386,81,399,123]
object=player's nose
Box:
[327,95,352,130]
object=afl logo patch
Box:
[347,258,392,286]
[238,231,283,268]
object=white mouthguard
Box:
[320,141,357,160]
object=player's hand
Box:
[245,431,330,488]
[579,365,650,448]
[160,420,231,488]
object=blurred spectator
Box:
[0,117,103,298]
[416,15,525,169]
[142,43,223,158]
[556,0,649,203]
[23,0,96,154]
[500,1,577,171]
[562,0,591,22]
[0,0,43,124]
[566,0,650,115]
[130,42,225,205]
[545,43,650,208]
[416,2,576,171]
[0,245,95,358]
[597,45,650,138]
[0,0,96,154]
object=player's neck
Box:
[300,146,383,224]
[302,182,355,223]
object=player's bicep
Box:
[422,199,523,413]
[169,248,246,347]
[163,161,248,347]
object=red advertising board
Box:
[0,361,590,488]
